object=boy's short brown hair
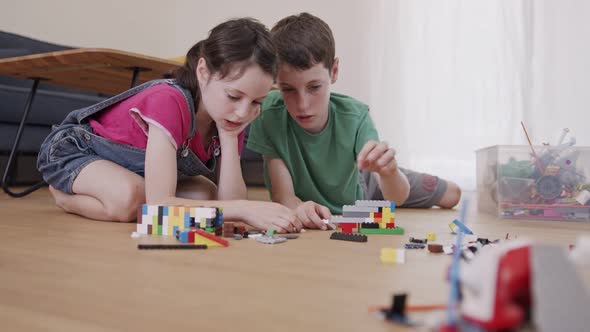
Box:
[271,12,335,71]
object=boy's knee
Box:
[437,181,461,209]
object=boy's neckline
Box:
[290,104,333,138]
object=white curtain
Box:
[367,0,590,191]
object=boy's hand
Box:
[240,201,302,233]
[294,201,332,230]
[357,140,399,176]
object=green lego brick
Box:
[157,225,162,235]
[205,227,215,233]
[359,227,404,235]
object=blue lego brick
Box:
[162,206,168,216]
[142,205,148,215]
[452,219,474,235]
[179,231,189,243]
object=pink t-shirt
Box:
[89,84,244,163]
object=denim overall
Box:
[37,79,219,194]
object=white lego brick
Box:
[329,216,373,224]
[163,218,169,236]
[575,190,590,205]
[397,249,406,263]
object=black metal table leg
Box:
[130,67,140,88]
[2,79,47,197]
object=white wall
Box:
[0,0,372,103]
[530,0,590,146]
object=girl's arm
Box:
[215,131,247,200]
[144,123,299,232]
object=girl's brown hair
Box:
[173,18,277,101]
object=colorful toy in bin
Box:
[477,129,590,221]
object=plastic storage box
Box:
[476,145,590,221]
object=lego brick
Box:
[404,243,425,249]
[157,206,164,225]
[222,223,235,237]
[409,237,427,244]
[385,222,395,229]
[329,216,371,224]
[360,227,404,235]
[235,225,246,235]
[339,223,357,234]
[343,205,380,213]
[355,200,395,208]
[427,244,444,253]
[380,248,405,264]
[192,229,229,247]
[450,219,474,235]
[277,234,299,240]
[360,222,379,229]
[255,236,287,244]
[426,232,436,241]
[178,230,189,243]
[138,244,207,249]
[343,211,372,218]
[329,232,368,243]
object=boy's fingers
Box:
[366,142,389,163]
[377,149,395,166]
[296,208,314,229]
[273,220,291,234]
[357,141,377,164]
[316,205,332,219]
[307,208,327,230]
[290,217,304,232]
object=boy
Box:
[247,13,461,229]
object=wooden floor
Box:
[1,187,589,332]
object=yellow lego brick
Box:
[380,248,405,264]
[426,232,436,241]
[194,235,224,247]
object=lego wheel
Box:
[535,175,562,200]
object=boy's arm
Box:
[357,140,410,205]
[266,156,329,230]
[355,111,409,205]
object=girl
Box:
[37,18,301,233]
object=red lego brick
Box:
[386,223,395,229]
[188,231,195,243]
[339,223,357,234]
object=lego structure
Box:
[328,200,404,235]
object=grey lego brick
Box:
[342,205,380,213]
[355,200,393,207]
[343,211,372,218]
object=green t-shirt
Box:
[247,90,379,214]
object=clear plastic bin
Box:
[476,145,590,221]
